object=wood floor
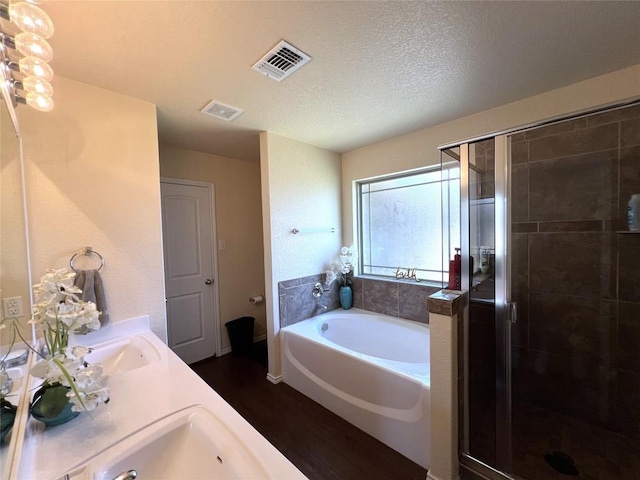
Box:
[191,348,428,480]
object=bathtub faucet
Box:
[312,282,330,298]
[316,304,327,311]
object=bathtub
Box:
[280,308,430,468]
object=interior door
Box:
[161,179,219,364]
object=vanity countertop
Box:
[14,317,306,480]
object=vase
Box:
[1,399,17,444]
[30,383,80,427]
[339,285,353,310]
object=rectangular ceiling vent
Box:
[252,40,311,82]
[200,100,244,122]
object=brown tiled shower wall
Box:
[278,274,440,328]
[510,103,640,439]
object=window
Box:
[357,165,460,283]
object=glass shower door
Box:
[456,102,640,480]
[455,136,513,479]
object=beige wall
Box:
[342,64,640,243]
[19,76,167,340]
[1,103,31,345]
[260,132,342,378]
[159,145,266,352]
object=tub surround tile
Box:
[278,292,288,327]
[428,290,463,317]
[278,273,335,327]
[351,277,364,309]
[279,274,436,327]
[398,283,439,323]
[362,278,399,317]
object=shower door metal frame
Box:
[448,135,514,480]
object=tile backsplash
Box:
[278,274,441,328]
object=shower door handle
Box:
[508,302,518,324]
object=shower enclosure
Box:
[442,102,640,479]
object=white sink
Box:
[2,367,23,397]
[62,405,270,480]
[85,336,160,376]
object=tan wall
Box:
[342,64,640,243]
[159,145,266,352]
[19,76,167,340]
[1,103,31,346]
[260,132,342,378]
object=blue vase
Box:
[30,384,80,427]
[339,285,353,310]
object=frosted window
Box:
[359,167,459,282]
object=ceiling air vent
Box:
[252,40,311,82]
[199,100,244,122]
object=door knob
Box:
[205,279,213,285]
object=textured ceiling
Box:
[44,1,640,162]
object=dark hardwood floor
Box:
[191,345,427,480]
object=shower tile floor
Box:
[511,402,640,480]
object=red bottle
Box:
[447,248,462,290]
[454,248,461,290]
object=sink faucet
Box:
[111,470,137,480]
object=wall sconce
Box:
[0,1,54,112]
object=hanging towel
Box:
[73,269,110,326]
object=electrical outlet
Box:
[3,296,24,318]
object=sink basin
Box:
[1,367,23,398]
[85,336,160,376]
[62,405,270,480]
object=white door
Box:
[160,179,219,364]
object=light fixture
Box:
[5,2,54,39]
[12,32,53,61]
[21,75,52,96]
[0,0,54,112]
[13,55,54,80]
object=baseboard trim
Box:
[427,472,461,480]
[253,334,267,343]
[266,373,282,384]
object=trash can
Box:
[225,316,255,356]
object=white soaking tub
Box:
[280,308,430,468]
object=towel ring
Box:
[70,246,104,272]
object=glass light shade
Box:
[18,56,53,81]
[9,2,54,39]
[22,76,53,96]
[14,32,53,62]
[25,91,54,112]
